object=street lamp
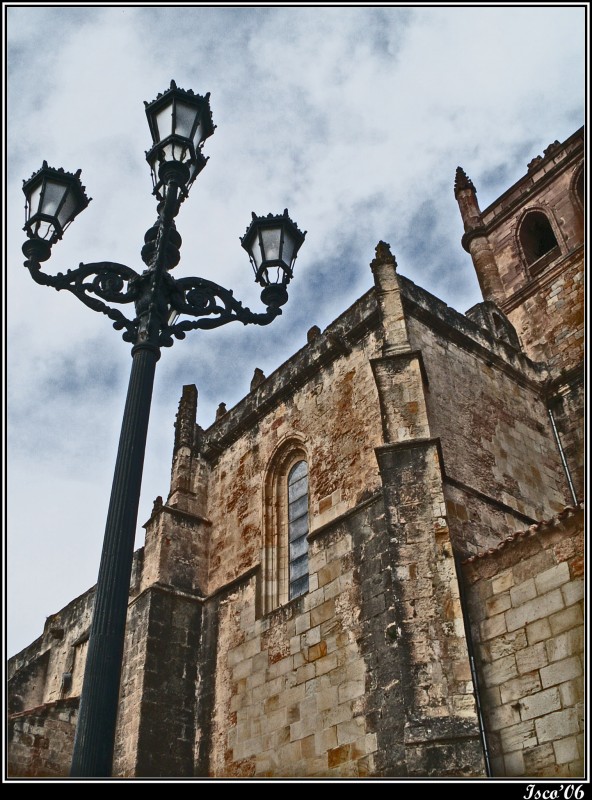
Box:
[20,80,306,778]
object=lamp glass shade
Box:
[151,96,205,157]
[23,162,90,243]
[280,228,296,268]
[175,100,201,143]
[241,210,306,288]
[57,189,80,228]
[26,184,48,236]
[39,181,68,216]
[248,232,264,270]
[155,104,174,146]
[145,81,214,195]
[260,226,282,264]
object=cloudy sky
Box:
[5,4,586,658]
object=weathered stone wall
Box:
[7,554,143,778]
[7,589,92,777]
[374,439,486,776]
[7,699,79,778]
[475,130,583,290]
[503,257,584,377]
[204,491,483,778]
[400,286,569,557]
[475,134,585,504]
[202,304,385,595]
[112,585,149,777]
[198,251,486,778]
[547,377,585,501]
[140,504,211,596]
[8,588,95,712]
[208,515,379,777]
[114,586,203,777]
[462,505,584,777]
[481,137,584,311]
[7,589,95,777]
[456,129,584,506]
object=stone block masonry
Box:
[8,699,78,777]
[209,519,379,777]
[462,504,584,778]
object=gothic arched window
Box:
[518,210,560,273]
[260,440,310,615]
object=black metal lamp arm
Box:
[161,274,281,344]
[22,256,140,341]
[22,251,283,351]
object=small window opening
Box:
[519,211,559,268]
[492,313,505,338]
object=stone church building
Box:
[8,127,585,779]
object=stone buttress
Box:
[369,241,487,776]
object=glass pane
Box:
[171,142,190,163]
[175,100,198,139]
[288,494,308,522]
[289,553,309,580]
[191,119,203,149]
[289,574,309,600]
[282,229,295,268]
[156,105,173,142]
[28,184,42,217]
[287,458,308,599]
[261,226,281,262]
[288,475,308,503]
[57,190,78,227]
[249,233,263,269]
[290,535,308,559]
[41,181,67,216]
[34,219,55,240]
[288,461,307,483]
[162,142,176,162]
[289,517,308,542]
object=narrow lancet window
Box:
[288,460,309,600]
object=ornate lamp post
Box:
[20,80,306,778]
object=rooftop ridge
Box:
[462,502,584,564]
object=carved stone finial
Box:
[151,496,163,516]
[174,385,198,452]
[454,167,476,197]
[250,368,266,391]
[370,241,396,270]
[543,140,561,158]
[527,155,543,171]
[216,402,227,420]
[307,325,321,344]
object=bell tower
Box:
[455,128,585,500]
